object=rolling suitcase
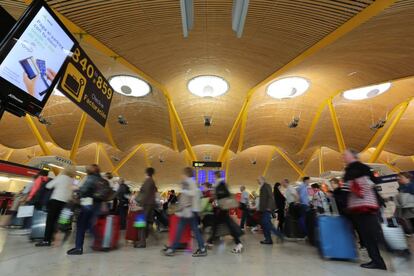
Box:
[125,210,145,243]
[284,215,305,239]
[93,215,120,251]
[168,214,191,250]
[318,215,357,260]
[30,209,47,240]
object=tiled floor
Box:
[0,228,413,276]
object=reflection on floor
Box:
[0,228,413,276]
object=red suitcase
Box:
[125,211,145,242]
[168,214,191,250]
[93,215,120,251]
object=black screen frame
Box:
[0,0,78,117]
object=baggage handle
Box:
[326,195,340,217]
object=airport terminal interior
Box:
[0,0,414,275]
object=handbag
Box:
[218,196,239,210]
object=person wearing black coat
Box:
[116,178,131,230]
[273,182,286,231]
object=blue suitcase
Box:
[318,215,357,260]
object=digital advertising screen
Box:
[0,0,77,116]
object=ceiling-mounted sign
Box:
[57,46,113,126]
[193,161,222,168]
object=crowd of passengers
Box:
[4,149,414,271]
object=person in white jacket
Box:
[36,166,75,247]
[164,167,207,257]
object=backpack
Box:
[93,178,115,202]
[30,178,53,210]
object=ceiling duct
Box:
[232,0,249,38]
[180,0,194,38]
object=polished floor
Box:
[0,227,413,276]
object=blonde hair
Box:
[62,166,76,178]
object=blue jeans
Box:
[171,213,204,251]
[261,210,283,242]
[75,204,99,249]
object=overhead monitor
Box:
[0,0,77,117]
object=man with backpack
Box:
[67,164,109,255]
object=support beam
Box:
[95,143,101,164]
[164,96,197,161]
[168,106,178,152]
[99,145,118,176]
[104,125,120,151]
[225,156,231,183]
[112,145,143,174]
[319,147,324,175]
[328,98,346,153]
[25,116,51,156]
[237,111,248,153]
[220,0,395,159]
[273,147,305,177]
[4,149,14,161]
[69,112,88,162]
[218,98,250,162]
[263,147,277,177]
[369,99,411,163]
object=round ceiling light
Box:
[266,77,310,99]
[342,82,391,101]
[188,75,229,97]
[109,75,151,97]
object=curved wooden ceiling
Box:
[0,0,413,188]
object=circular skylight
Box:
[109,75,151,97]
[342,82,391,101]
[266,77,310,99]
[188,75,229,97]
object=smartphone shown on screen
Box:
[19,57,39,79]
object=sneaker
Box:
[260,240,273,245]
[360,262,386,270]
[231,243,243,254]
[67,248,83,255]
[192,248,207,257]
[251,226,258,233]
[164,248,175,256]
[35,241,51,247]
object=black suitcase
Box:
[305,209,317,246]
[284,215,305,239]
[30,209,47,240]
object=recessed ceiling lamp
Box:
[109,75,151,97]
[266,77,310,99]
[342,82,391,101]
[188,75,229,97]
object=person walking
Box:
[343,149,386,270]
[239,186,249,230]
[67,164,103,255]
[273,182,286,231]
[36,166,76,247]
[258,176,284,245]
[116,178,131,230]
[395,172,414,234]
[164,167,207,257]
[135,167,158,248]
[207,171,243,253]
[311,183,329,214]
[297,176,311,234]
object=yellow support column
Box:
[99,145,118,176]
[237,110,248,153]
[273,147,305,177]
[168,106,178,152]
[69,112,88,162]
[225,156,231,183]
[369,99,411,163]
[25,116,51,156]
[4,149,14,161]
[319,147,324,176]
[328,98,346,153]
[112,145,143,174]
[95,143,101,164]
